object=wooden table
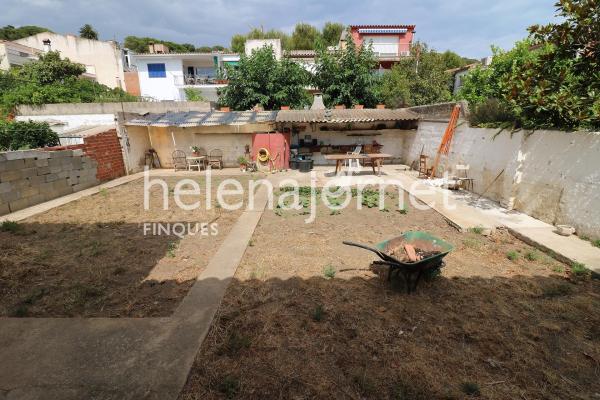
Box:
[324,153,392,176]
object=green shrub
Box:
[506,251,519,261]
[460,382,481,396]
[525,251,540,261]
[0,220,23,234]
[571,262,590,277]
[468,98,515,128]
[0,121,59,151]
[323,265,336,278]
[311,304,325,321]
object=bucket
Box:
[298,160,313,173]
[290,159,299,170]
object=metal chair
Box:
[208,149,224,169]
[172,150,188,171]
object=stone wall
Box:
[0,150,99,216]
[402,120,600,239]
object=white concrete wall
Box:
[15,33,125,89]
[17,114,115,133]
[403,120,600,239]
[132,57,184,101]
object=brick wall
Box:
[82,129,126,181]
[0,149,99,215]
[46,129,126,182]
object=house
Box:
[129,45,240,102]
[0,40,41,71]
[340,24,416,69]
[286,50,317,73]
[15,32,126,90]
[245,39,282,60]
[446,57,491,95]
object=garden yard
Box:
[0,175,253,317]
[180,188,600,399]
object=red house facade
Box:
[344,25,416,69]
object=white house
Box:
[0,40,41,71]
[130,52,240,102]
[15,32,126,89]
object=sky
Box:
[2,0,559,59]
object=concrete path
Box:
[0,182,269,400]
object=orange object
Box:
[404,244,418,262]
[429,104,461,178]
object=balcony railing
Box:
[174,74,228,86]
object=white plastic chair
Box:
[344,145,362,172]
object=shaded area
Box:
[180,274,599,400]
[0,175,250,317]
[179,194,599,399]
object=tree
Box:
[219,46,310,110]
[19,51,85,84]
[378,43,453,108]
[211,45,226,52]
[197,46,213,53]
[230,34,246,54]
[321,22,344,47]
[0,51,135,116]
[79,24,98,40]
[291,23,321,50]
[459,0,599,130]
[0,25,50,41]
[312,35,380,107]
[123,36,196,53]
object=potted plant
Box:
[191,146,201,156]
[237,156,249,171]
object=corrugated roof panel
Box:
[276,108,420,123]
[124,111,277,127]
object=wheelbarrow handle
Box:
[343,241,380,253]
[342,241,395,261]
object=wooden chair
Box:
[172,150,188,171]
[208,149,224,169]
[455,164,474,191]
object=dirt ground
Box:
[180,189,600,400]
[0,175,254,317]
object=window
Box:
[148,63,166,78]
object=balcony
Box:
[373,50,411,61]
[173,74,229,87]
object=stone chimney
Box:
[311,93,325,110]
[42,39,51,52]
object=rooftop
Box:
[276,108,420,123]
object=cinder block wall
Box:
[0,150,99,216]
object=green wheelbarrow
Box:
[343,231,454,293]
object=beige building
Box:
[15,32,126,89]
[0,40,40,70]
